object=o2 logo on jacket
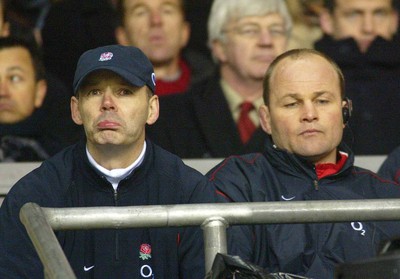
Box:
[139,243,154,278]
[351,222,366,236]
[140,265,154,278]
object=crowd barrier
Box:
[0,156,393,278]
[20,199,400,278]
[0,156,387,205]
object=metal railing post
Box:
[19,203,76,279]
[201,217,229,273]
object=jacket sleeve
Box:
[177,165,218,278]
[206,155,269,268]
[378,146,400,183]
[0,159,66,278]
[0,188,45,278]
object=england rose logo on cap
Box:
[99,52,113,61]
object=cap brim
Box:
[74,65,147,94]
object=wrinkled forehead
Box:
[123,0,184,10]
[225,2,287,25]
[271,55,341,94]
[335,0,395,12]
[228,12,286,27]
[0,47,34,69]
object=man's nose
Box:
[100,92,116,111]
[0,80,9,97]
[257,29,274,46]
[361,14,375,34]
[301,103,318,122]
[150,10,162,26]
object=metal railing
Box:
[20,199,400,279]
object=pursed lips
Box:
[149,33,165,44]
[97,120,121,130]
[0,102,13,111]
[253,54,274,63]
[299,129,321,136]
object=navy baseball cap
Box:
[73,45,156,94]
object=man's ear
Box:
[211,40,227,63]
[115,26,129,46]
[179,21,190,49]
[259,104,272,135]
[390,10,399,36]
[70,96,83,125]
[146,95,159,125]
[34,79,47,108]
[319,9,334,35]
[0,21,9,37]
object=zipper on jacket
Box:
[113,188,120,261]
[113,188,118,205]
[313,180,319,190]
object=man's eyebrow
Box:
[126,3,146,13]
[126,1,181,11]
[313,91,335,97]
[132,3,144,8]
[280,93,300,99]
[373,7,392,13]
[161,1,181,8]
[129,1,180,10]
[7,66,26,73]
[278,91,335,100]
[80,80,100,87]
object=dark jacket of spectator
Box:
[147,73,268,158]
[315,34,400,155]
[0,71,81,162]
[378,145,400,183]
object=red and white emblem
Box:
[139,243,152,260]
[99,52,113,61]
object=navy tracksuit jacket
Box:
[209,141,400,279]
[0,140,216,279]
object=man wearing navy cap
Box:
[0,45,216,279]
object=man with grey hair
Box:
[147,0,292,158]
